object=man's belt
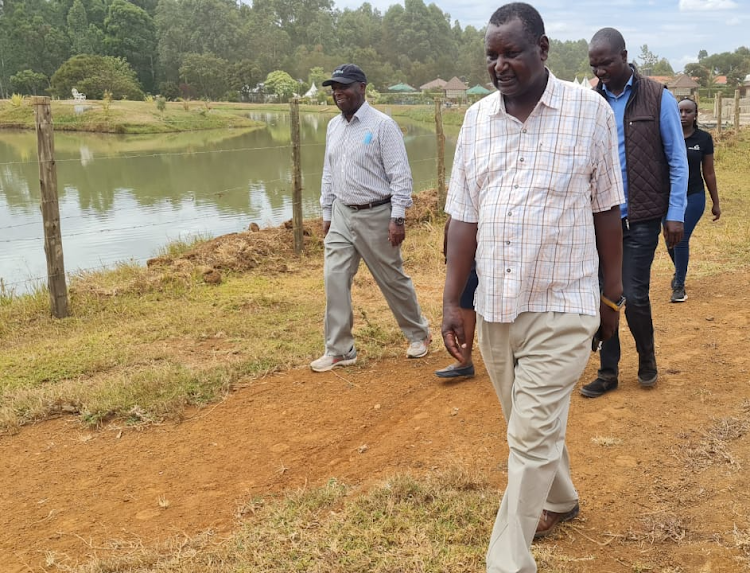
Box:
[345,197,391,211]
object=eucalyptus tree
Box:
[155,0,242,84]
[104,0,157,93]
[179,52,229,100]
[242,0,292,78]
[67,0,103,55]
[336,3,383,53]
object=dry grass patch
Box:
[41,467,606,573]
[46,469,497,573]
[673,415,750,471]
[733,525,750,561]
[590,436,622,447]
[625,514,690,545]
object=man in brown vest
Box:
[581,28,688,398]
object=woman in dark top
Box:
[667,98,721,303]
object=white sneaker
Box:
[310,349,357,372]
[406,335,432,359]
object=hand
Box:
[598,301,621,342]
[663,220,684,249]
[388,220,405,247]
[712,203,721,221]
[441,303,466,362]
[323,221,331,236]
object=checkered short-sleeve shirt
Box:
[446,72,625,323]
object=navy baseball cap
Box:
[321,64,367,87]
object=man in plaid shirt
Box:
[441,3,624,571]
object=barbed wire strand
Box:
[0,156,439,233]
[0,173,439,245]
[0,133,437,167]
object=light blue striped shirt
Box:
[320,101,413,221]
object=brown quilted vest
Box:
[595,69,671,222]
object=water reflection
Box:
[0,111,456,292]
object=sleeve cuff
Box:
[665,208,684,223]
[390,207,406,219]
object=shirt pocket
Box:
[350,129,381,169]
[532,136,591,199]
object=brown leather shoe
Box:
[534,503,579,539]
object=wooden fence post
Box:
[289,98,303,254]
[31,96,69,318]
[734,89,741,139]
[716,95,722,135]
[434,98,446,213]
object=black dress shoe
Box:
[435,363,475,378]
[580,377,618,398]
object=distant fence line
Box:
[711,90,749,134]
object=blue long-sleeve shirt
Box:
[602,75,688,222]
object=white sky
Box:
[332,0,750,73]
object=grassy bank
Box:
[234,100,469,126]
[0,98,464,134]
[1,128,748,434]
[0,98,263,133]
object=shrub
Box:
[10,93,25,107]
[102,89,113,115]
[155,95,166,114]
[158,81,180,102]
[50,55,143,100]
[223,90,240,102]
[10,70,48,95]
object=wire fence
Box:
[0,107,447,295]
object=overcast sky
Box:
[334,0,750,73]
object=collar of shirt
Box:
[339,100,371,123]
[488,68,563,118]
[601,72,634,101]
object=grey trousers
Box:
[323,199,429,356]
[479,311,599,573]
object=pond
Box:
[0,109,457,293]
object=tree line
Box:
[1,0,748,101]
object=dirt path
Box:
[2,271,749,572]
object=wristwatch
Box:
[601,293,626,312]
[391,217,405,226]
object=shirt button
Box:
[514,184,519,189]
[506,241,511,245]
[519,157,524,162]
[506,269,511,273]
[522,128,527,133]
[508,211,512,217]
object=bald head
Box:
[590,27,626,53]
[588,27,631,94]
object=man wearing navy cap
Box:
[310,64,431,372]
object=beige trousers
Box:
[479,311,599,573]
[323,199,429,356]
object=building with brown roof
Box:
[443,76,468,103]
[420,78,447,91]
[667,74,699,98]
